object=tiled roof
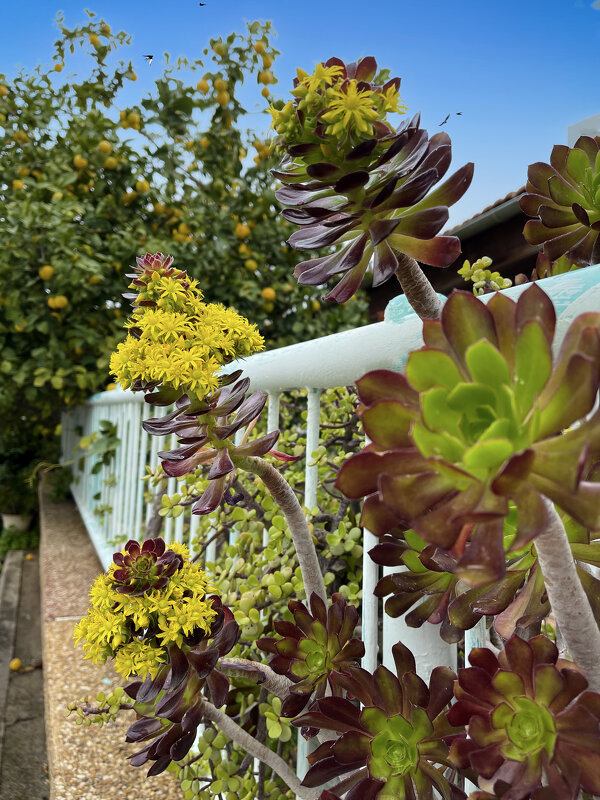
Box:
[445,185,527,236]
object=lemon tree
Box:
[0,12,367,445]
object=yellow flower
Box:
[295,63,344,94]
[321,80,380,137]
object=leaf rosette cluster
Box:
[521,136,600,267]
[257,591,364,719]
[74,539,216,680]
[125,595,240,776]
[293,641,463,799]
[336,284,600,581]
[371,507,600,643]
[270,57,473,301]
[448,635,600,799]
[111,537,183,596]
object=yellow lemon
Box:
[136,179,150,194]
[244,258,258,271]
[213,78,228,91]
[261,86,271,99]
[153,202,166,214]
[88,275,101,285]
[105,383,116,391]
[51,191,63,201]
[234,222,250,239]
[88,33,100,47]
[0,85,8,97]
[262,55,273,69]
[212,42,227,56]
[17,166,30,177]
[98,140,112,154]
[128,71,137,82]
[200,136,210,149]
[258,70,274,85]
[196,78,210,94]
[262,301,275,313]
[121,191,137,204]
[178,222,191,235]
[261,287,276,302]
[13,324,24,332]
[101,24,111,35]
[50,295,68,309]
[103,156,118,170]
[311,299,321,312]
[216,90,230,106]
[12,179,24,190]
[238,243,250,255]
[73,155,87,169]
[39,265,55,280]
[54,63,64,72]
[127,111,140,126]
[9,658,22,671]
[253,41,266,55]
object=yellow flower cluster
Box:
[110,262,264,399]
[74,542,216,680]
[269,61,406,147]
[458,256,512,296]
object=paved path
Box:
[0,549,49,799]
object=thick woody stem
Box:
[199,699,321,800]
[394,252,443,320]
[535,497,600,692]
[234,455,327,604]
[218,658,293,699]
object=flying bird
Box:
[144,54,154,65]
[439,114,450,126]
[456,112,463,116]
[199,2,207,5]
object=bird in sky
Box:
[199,2,207,5]
[144,54,154,65]
[439,114,450,126]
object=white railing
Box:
[62,265,600,788]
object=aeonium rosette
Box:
[336,283,600,580]
[74,538,240,776]
[257,592,364,720]
[448,635,600,799]
[270,57,473,302]
[521,136,600,268]
[292,640,464,799]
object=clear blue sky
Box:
[3,0,599,228]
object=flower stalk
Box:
[393,252,443,320]
[534,497,600,692]
[234,454,327,604]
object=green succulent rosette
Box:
[521,136,600,267]
[372,507,600,643]
[257,592,364,720]
[336,284,600,575]
[293,640,464,799]
[270,57,473,302]
[448,635,600,800]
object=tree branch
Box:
[199,699,321,800]
[535,497,600,692]
[392,252,443,320]
[233,455,327,604]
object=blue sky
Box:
[3,0,600,228]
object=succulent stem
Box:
[218,657,293,699]
[535,497,600,692]
[199,698,321,800]
[393,252,443,320]
[234,455,327,604]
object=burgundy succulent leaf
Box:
[271,56,473,302]
[336,286,600,583]
[125,596,239,776]
[111,538,183,596]
[448,635,600,800]
[257,592,364,720]
[521,137,600,267]
[293,640,464,798]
